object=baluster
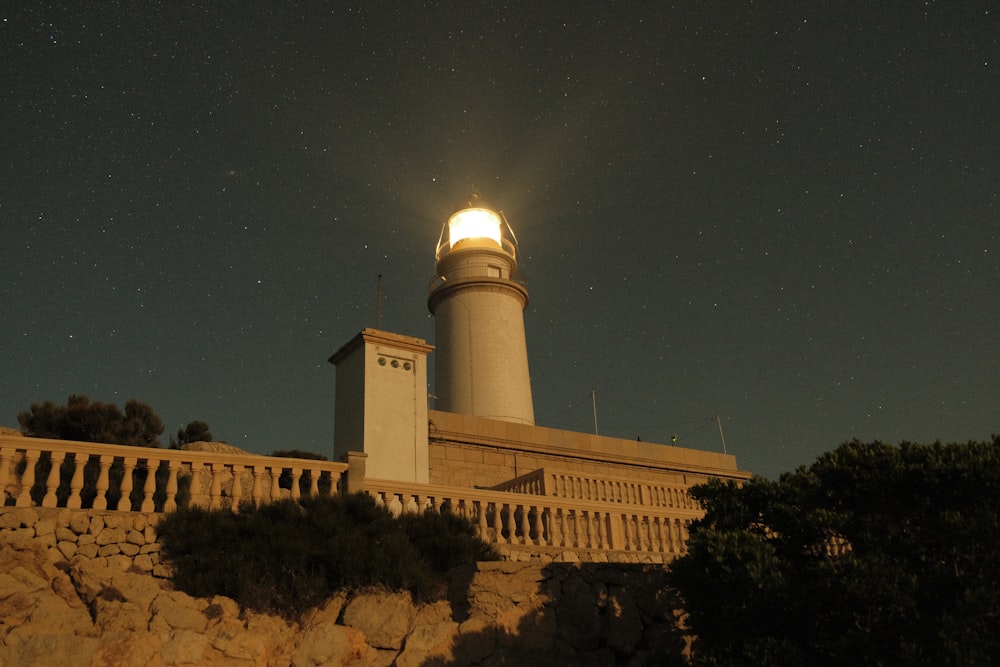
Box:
[477,500,488,540]
[66,453,86,509]
[517,504,530,544]
[385,493,401,517]
[491,502,504,544]
[307,469,320,498]
[16,450,40,507]
[680,520,690,553]
[645,516,656,552]
[252,468,266,507]
[164,461,180,512]
[229,465,244,511]
[140,460,158,512]
[209,463,223,509]
[623,513,634,551]
[119,457,137,511]
[0,448,10,495]
[505,503,518,544]
[93,456,112,510]
[570,508,580,547]
[557,508,568,547]
[655,516,666,553]
[269,467,281,502]
[187,461,206,508]
[533,505,544,545]
[42,451,65,508]
[289,468,302,501]
[597,510,608,549]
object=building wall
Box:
[329,329,433,483]
[427,410,749,489]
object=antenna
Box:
[375,273,383,329]
[591,389,599,435]
[716,415,728,454]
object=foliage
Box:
[172,420,213,448]
[668,437,1000,666]
[270,449,330,493]
[157,493,499,618]
[17,394,164,448]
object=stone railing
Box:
[363,477,700,561]
[491,467,698,511]
[0,435,348,513]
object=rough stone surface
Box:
[0,507,688,666]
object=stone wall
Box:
[0,507,689,666]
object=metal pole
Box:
[716,415,728,454]
[591,389,599,435]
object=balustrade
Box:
[364,477,699,560]
[490,466,698,514]
[0,436,347,513]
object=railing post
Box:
[119,457,137,511]
[188,461,207,508]
[252,467,266,507]
[477,500,488,540]
[164,461,180,512]
[93,456,112,510]
[230,465,244,511]
[42,451,66,508]
[16,450,39,507]
[269,467,281,502]
[493,502,504,544]
[341,451,368,495]
[67,453,86,509]
[209,463,224,509]
[140,460,158,512]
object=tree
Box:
[668,437,1000,666]
[17,394,164,448]
[173,420,214,448]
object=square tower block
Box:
[329,328,434,483]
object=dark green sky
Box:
[3,2,997,478]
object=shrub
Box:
[157,493,498,618]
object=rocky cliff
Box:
[0,507,687,666]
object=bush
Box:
[157,493,499,618]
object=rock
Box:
[341,590,417,650]
[395,608,458,667]
[88,632,163,667]
[604,585,643,655]
[149,591,209,633]
[291,622,368,667]
[180,441,249,455]
[1,630,101,667]
[161,628,210,664]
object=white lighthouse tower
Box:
[428,192,535,425]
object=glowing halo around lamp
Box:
[447,207,502,248]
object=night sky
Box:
[3,3,997,479]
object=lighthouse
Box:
[428,192,535,424]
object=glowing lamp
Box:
[447,207,502,249]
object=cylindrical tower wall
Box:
[432,285,535,425]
